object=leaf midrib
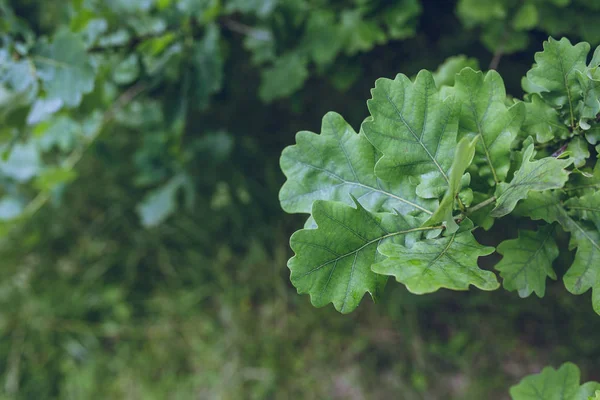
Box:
[297,226,440,278]
[382,88,449,183]
[285,157,433,214]
[503,228,555,292]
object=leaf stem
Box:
[467,196,497,215]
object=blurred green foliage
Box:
[1,0,600,398]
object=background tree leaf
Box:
[33,30,96,107]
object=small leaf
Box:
[563,222,600,304]
[524,37,589,128]
[288,199,434,314]
[425,135,478,233]
[26,97,63,125]
[113,53,140,85]
[279,112,435,216]
[567,136,591,168]
[495,225,559,298]
[373,220,498,294]
[491,144,572,217]
[0,141,41,182]
[432,55,480,88]
[510,362,599,400]
[33,30,96,107]
[259,53,308,102]
[136,174,190,227]
[192,24,223,109]
[521,94,569,143]
[576,67,600,125]
[513,3,538,31]
[566,191,600,231]
[0,196,23,221]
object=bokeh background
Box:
[1,0,600,398]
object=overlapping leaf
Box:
[524,37,589,128]
[362,70,458,190]
[520,94,569,143]
[372,220,498,294]
[279,112,435,216]
[510,362,600,400]
[566,191,600,231]
[563,222,600,312]
[491,144,572,217]
[453,68,525,185]
[425,136,478,233]
[495,225,558,298]
[517,191,600,314]
[288,199,436,313]
[576,66,600,127]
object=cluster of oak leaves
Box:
[279,37,600,317]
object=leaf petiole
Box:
[466,196,497,215]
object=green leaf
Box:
[576,67,600,126]
[521,94,569,143]
[566,191,600,231]
[0,196,23,221]
[113,53,140,85]
[495,225,559,298]
[339,10,387,56]
[362,70,458,191]
[518,191,600,314]
[514,190,568,225]
[383,0,421,40]
[26,97,63,125]
[432,55,480,88]
[373,220,498,294]
[136,174,191,227]
[524,37,589,128]
[0,141,41,182]
[425,136,478,233]
[288,199,436,313]
[192,24,223,109]
[279,112,435,215]
[453,68,525,185]
[259,53,308,102]
[0,57,38,99]
[513,3,538,31]
[300,10,344,68]
[510,362,600,400]
[567,136,591,168]
[563,222,600,308]
[491,144,572,217]
[33,30,96,107]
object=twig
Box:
[551,143,569,157]
[4,328,24,396]
[488,28,510,70]
[220,17,270,40]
